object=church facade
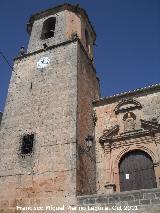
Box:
[95,84,160,194]
[0,3,160,212]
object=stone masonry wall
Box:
[95,89,160,138]
[94,88,160,194]
[77,188,160,213]
[28,9,95,57]
[76,43,100,195]
[0,41,78,212]
[27,11,66,53]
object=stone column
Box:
[104,142,116,193]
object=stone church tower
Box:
[1,3,160,213]
[0,4,99,211]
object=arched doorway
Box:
[119,150,157,192]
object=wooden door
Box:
[119,150,157,192]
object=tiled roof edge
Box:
[93,83,160,105]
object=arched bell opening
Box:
[41,17,56,40]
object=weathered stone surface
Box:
[0,4,99,212]
[77,188,160,213]
[94,86,160,194]
[0,3,160,213]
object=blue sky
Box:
[0,0,160,111]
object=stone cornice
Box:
[13,38,97,75]
[99,119,160,144]
[14,38,78,61]
[141,119,160,131]
[100,129,160,143]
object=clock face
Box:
[37,57,50,69]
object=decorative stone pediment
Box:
[114,99,142,114]
[99,125,119,143]
[99,119,160,143]
[141,119,160,131]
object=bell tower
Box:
[0,3,99,211]
[27,3,95,59]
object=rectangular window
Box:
[21,134,34,155]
